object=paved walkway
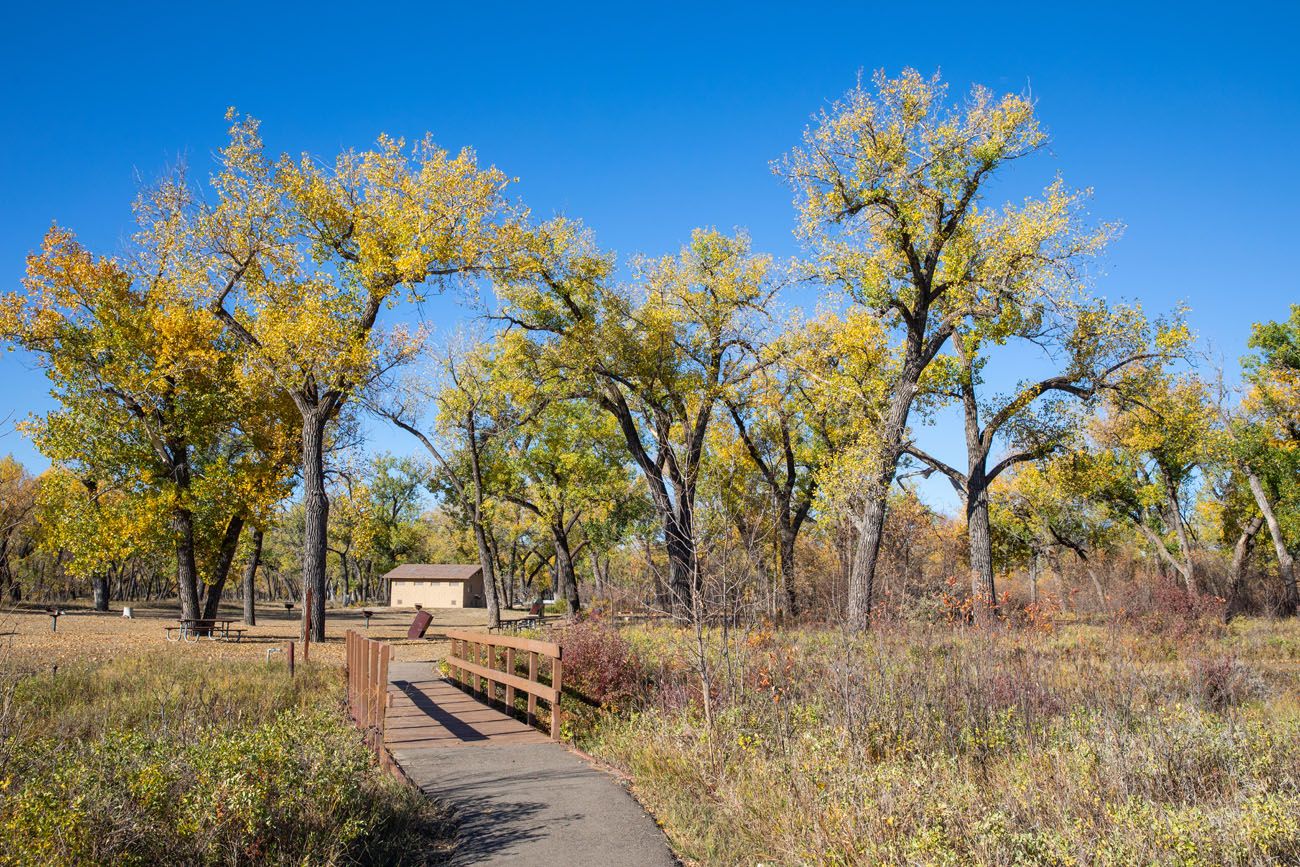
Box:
[386,661,677,866]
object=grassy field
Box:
[8,602,1300,865]
[0,602,500,866]
[564,616,1300,866]
[1,601,498,670]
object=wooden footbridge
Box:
[345,628,676,866]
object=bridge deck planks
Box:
[385,669,550,750]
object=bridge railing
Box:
[445,628,563,739]
[345,629,392,761]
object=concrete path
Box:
[387,661,677,866]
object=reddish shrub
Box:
[550,618,647,708]
[1115,578,1226,639]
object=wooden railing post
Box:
[368,638,379,747]
[343,630,393,763]
[375,643,390,748]
[527,651,538,727]
[505,646,516,711]
[551,652,563,741]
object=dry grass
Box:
[0,602,511,671]
[577,617,1300,866]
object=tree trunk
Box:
[471,520,501,626]
[1226,515,1264,620]
[777,521,798,618]
[847,490,891,629]
[201,515,245,621]
[1136,522,1194,594]
[846,374,915,630]
[301,410,329,642]
[1245,468,1300,616]
[966,477,998,626]
[175,507,202,621]
[1163,477,1197,594]
[336,550,350,605]
[1085,567,1107,612]
[664,511,698,617]
[92,572,109,611]
[588,548,609,603]
[1028,550,1040,604]
[242,527,263,626]
[551,523,580,614]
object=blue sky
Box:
[2,1,1298,510]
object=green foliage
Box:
[0,656,445,866]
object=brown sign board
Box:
[407,610,434,640]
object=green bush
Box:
[0,657,448,866]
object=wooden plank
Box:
[383,677,549,749]
[450,656,559,705]
[446,628,560,658]
[367,638,379,739]
[376,644,390,746]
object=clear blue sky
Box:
[2,1,1298,509]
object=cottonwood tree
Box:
[1071,373,1219,594]
[498,222,776,615]
[1231,307,1300,614]
[901,302,1181,623]
[1200,463,1267,617]
[781,69,1106,629]
[0,457,37,601]
[499,394,632,614]
[3,211,295,619]
[34,469,167,610]
[797,309,895,617]
[324,453,427,604]
[720,325,832,617]
[203,114,518,640]
[990,460,1120,610]
[361,454,433,590]
[374,336,546,627]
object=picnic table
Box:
[164,618,247,643]
[488,612,550,633]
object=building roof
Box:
[384,563,483,583]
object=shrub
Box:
[0,656,448,866]
[553,617,647,709]
[1116,578,1228,639]
[1189,654,1265,712]
[582,620,1300,865]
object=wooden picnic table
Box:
[164,618,247,643]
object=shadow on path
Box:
[392,679,490,743]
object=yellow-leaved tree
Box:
[497,223,777,616]
[201,114,520,639]
[2,182,298,619]
[780,69,1110,629]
